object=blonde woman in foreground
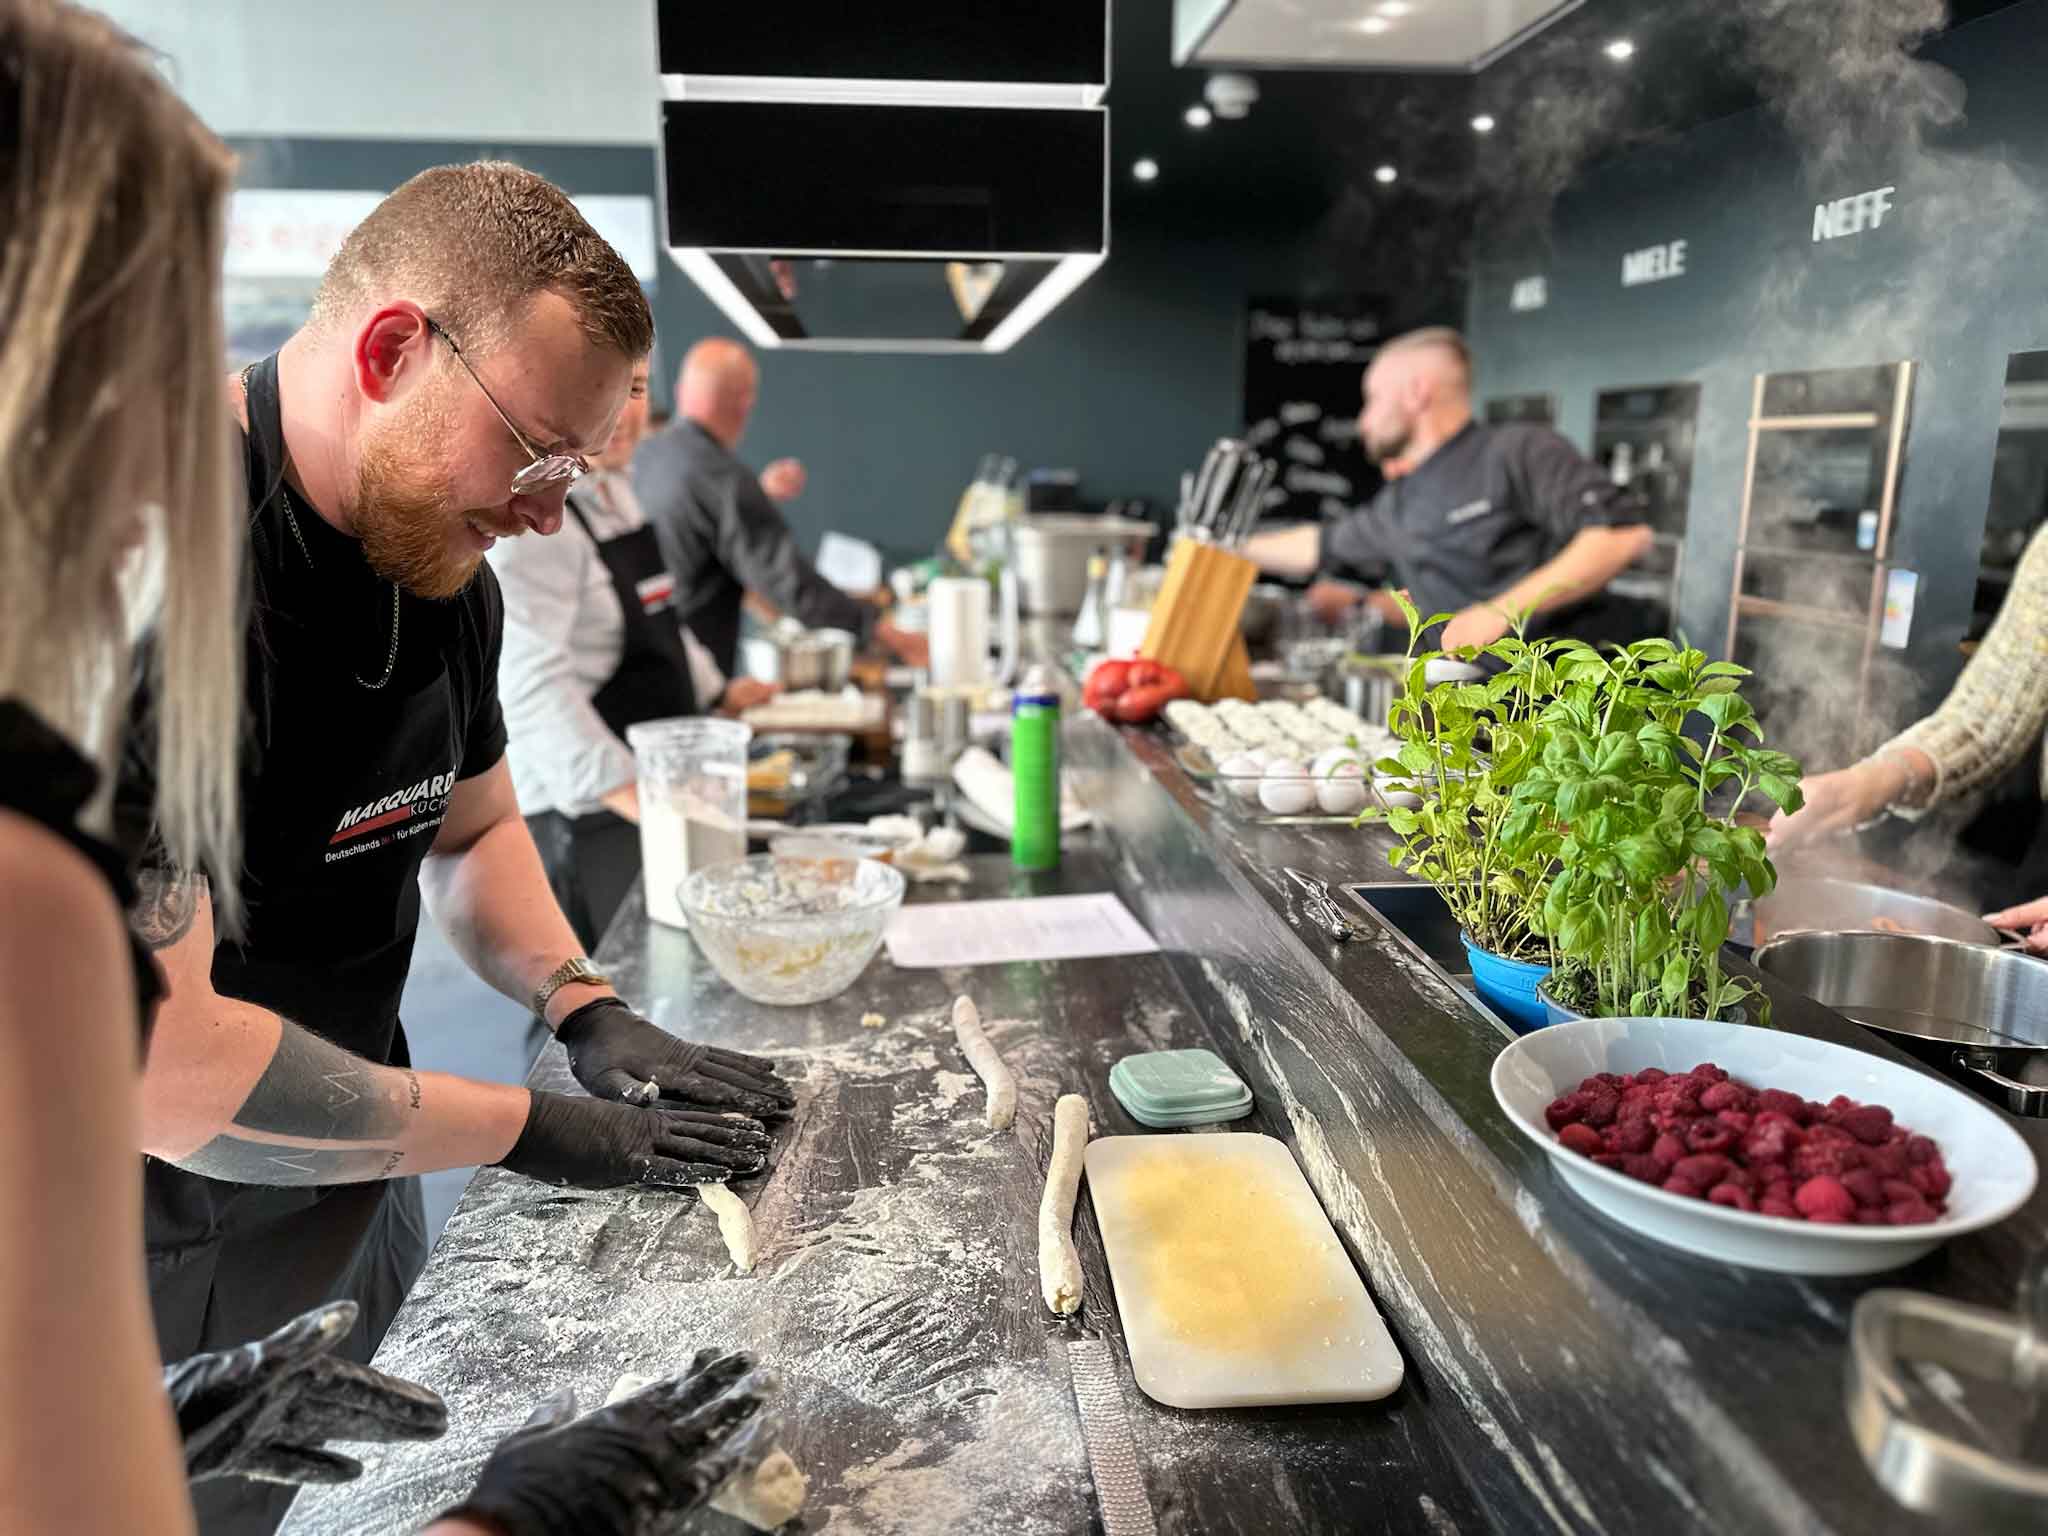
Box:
[0,4,770,1534]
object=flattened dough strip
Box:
[952,994,1016,1131]
[1040,1093,1090,1315]
[697,1182,759,1274]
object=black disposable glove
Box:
[442,1351,774,1536]
[556,997,795,1118]
[498,1089,772,1190]
[165,1300,447,1485]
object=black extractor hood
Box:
[655,3,1109,354]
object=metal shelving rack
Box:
[1725,361,1915,759]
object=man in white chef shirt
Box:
[490,353,777,952]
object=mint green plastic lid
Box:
[1109,1049,1253,1127]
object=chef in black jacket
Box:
[118,164,790,1536]
[632,337,929,675]
[1299,327,1653,651]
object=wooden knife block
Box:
[1140,539,1257,702]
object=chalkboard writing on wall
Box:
[1243,300,1383,528]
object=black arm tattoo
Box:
[228,1022,410,1141]
[170,1021,414,1187]
[179,1135,401,1186]
[131,865,206,951]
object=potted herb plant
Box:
[1511,640,1803,1024]
[1366,596,1573,1031]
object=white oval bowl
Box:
[1490,1016,2038,1276]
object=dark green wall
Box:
[1464,0,2048,726]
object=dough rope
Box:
[697,1182,758,1274]
[1039,1093,1090,1315]
[951,994,1016,1131]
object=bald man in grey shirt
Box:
[632,338,927,676]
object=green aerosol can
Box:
[1011,665,1061,871]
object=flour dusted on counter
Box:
[603,1373,806,1529]
[640,790,744,928]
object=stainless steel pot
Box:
[1009,515,1154,615]
[1752,875,1998,948]
[1753,930,2048,1115]
[739,625,854,691]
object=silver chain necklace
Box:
[244,366,402,691]
[277,482,401,691]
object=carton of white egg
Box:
[1308,746,1371,815]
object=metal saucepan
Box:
[1753,930,2048,1116]
[739,624,854,692]
[1752,875,1999,948]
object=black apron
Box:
[526,491,698,954]
[147,356,447,1534]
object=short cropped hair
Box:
[313,160,652,358]
[1379,326,1472,382]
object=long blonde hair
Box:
[0,0,243,923]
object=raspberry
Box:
[1840,1169,1883,1208]
[1836,1105,1893,1146]
[1686,1120,1736,1154]
[1760,1177,1794,1208]
[1863,1141,1908,1179]
[1636,1068,1670,1085]
[1558,1123,1604,1157]
[1592,1153,1627,1169]
[1700,1081,1753,1113]
[1795,1176,1856,1222]
[1619,1154,1665,1183]
[1581,1089,1622,1129]
[1803,1101,1829,1125]
[1853,1207,1888,1226]
[1791,1140,1865,1180]
[1909,1161,1952,1200]
[1662,1175,1704,1198]
[1593,1072,1627,1089]
[1655,1081,1705,1115]
[1692,1063,1730,1084]
[1757,1088,1806,1121]
[1759,1195,1799,1220]
[1673,1153,1733,1188]
[1885,1197,1936,1227]
[1620,1084,1657,1112]
[1545,1093,1585,1130]
[1651,1132,1686,1168]
[1906,1135,1938,1166]
[1707,1183,1756,1212]
[1743,1120,1799,1165]
[1604,1118,1655,1155]
[1807,1123,1855,1146]
[1715,1109,1754,1135]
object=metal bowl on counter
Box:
[739,621,855,692]
[1492,1015,2038,1275]
[1753,930,2048,1116]
[1752,875,1999,948]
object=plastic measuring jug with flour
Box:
[625,717,750,928]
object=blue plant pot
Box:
[1537,979,1582,1027]
[1460,934,1554,1034]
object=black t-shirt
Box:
[1320,420,1645,637]
[115,469,507,886]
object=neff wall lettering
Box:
[1812,185,1897,242]
[1621,241,1688,287]
[1510,276,1548,312]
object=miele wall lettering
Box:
[1620,240,1688,288]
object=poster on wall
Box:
[1242,299,1383,528]
[222,189,659,368]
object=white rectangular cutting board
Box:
[1085,1133,1404,1410]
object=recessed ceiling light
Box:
[1356,16,1392,33]
[1377,1,1413,14]
[1132,157,1160,183]
[1374,165,1398,185]
[1605,38,1636,60]
[1471,114,1497,133]
[1184,104,1213,129]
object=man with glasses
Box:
[117,163,793,1536]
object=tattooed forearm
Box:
[131,865,206,950]
[228,1021,410,1141]
[178,1135,400,1186]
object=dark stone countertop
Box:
[283,711,2047,1535]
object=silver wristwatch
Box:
[532,957,611,1018]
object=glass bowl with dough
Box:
[680,852,905,1006]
